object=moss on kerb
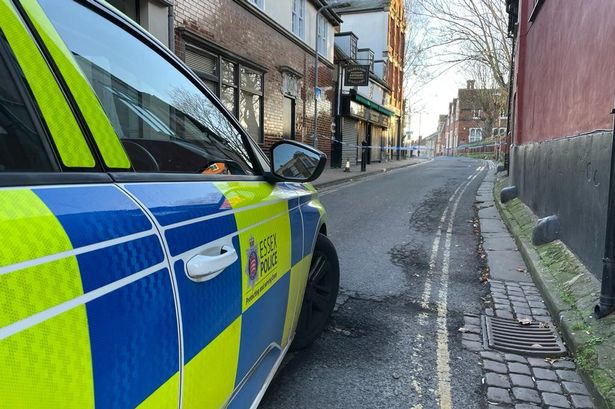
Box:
[494,178,615,406]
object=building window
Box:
[292,0,305,39]
[469,128,483,143]
[350,36,357,60]
[317,15,327,55]
[472,109,481,119]
[185,45,264,142]
[247,0,264,9]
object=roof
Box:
[336,0,391,13]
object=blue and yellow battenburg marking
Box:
[0,185,179,409]
[0,179,324,409]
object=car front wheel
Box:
[292,233,340,350]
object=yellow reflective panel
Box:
[137,371,180,409]
[0,306,95,409]
[183,317,242,409]
[0,189,73,266]
[0,188,93,407]
[21,0,131,169]
[281,256,311,348]
[0,0,94,168]
[213,182,292,311]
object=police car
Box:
[0,0,339,407]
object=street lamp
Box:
[313,1,351,147]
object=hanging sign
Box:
[344,65,370,87]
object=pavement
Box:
[312,156,428,189]
[468,165,599,409]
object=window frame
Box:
[247,0,265,10]
[317,14,327,56]
[292,0,305,39]
[183,38,265,144]
[51,0,267,180]
[0,28,61,173]
[469,128,483,143]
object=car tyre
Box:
[291,233,339,350]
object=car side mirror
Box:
[268,140,327,183]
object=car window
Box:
[38,0,254,175]
[0,33,54,171]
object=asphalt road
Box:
[261,157,490,409]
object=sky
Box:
[406,68,465,142]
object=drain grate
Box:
[482,315,567,357]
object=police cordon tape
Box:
[311,133,434,151]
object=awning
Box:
[354,94,395,117]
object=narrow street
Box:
[262,157,490,408]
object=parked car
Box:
[0,0,339,407]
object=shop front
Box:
[339,93,393,164]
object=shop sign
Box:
[344,65,370,87]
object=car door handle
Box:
[186,245,238,282]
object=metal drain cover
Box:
[482,315,567,357]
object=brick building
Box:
[439,80,507,156]
[108,0,342,161]
[506,0,615,278]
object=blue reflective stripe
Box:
[301,203,321,257]
[165,215,237,257]
[78,234,164,292]
[289,207,303,266]
[173,237,242,363]
[34,186,152,248]
[228,350,280,409]
[125,183,227,226]
[235,273,289,384]
[86,268,178,409]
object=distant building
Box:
[336,0,406,164]
[438,80,507,156]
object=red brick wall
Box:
[173,0,334,159]
[514,0,615,144]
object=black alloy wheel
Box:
[292,233,340,350]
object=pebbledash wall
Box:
[509,0,615,277]
[172,0,340,159]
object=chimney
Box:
[467,80,475,89]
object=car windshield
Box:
[39,0,254,174]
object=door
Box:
[282,96,295,140]
[0,2,180,408]
[33,1,311,407]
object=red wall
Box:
[516,0,615,144]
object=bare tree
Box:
[413,0,511,89]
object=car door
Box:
[0,2,180,408]
[30,1,312,407]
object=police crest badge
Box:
[246,236,259,288]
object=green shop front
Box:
[339,91,394,164]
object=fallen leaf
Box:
[458,327,469,333]
[516,267,526,272]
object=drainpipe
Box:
[505,38,515,175]
[167,2,175,53]
[595,107,615,318]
